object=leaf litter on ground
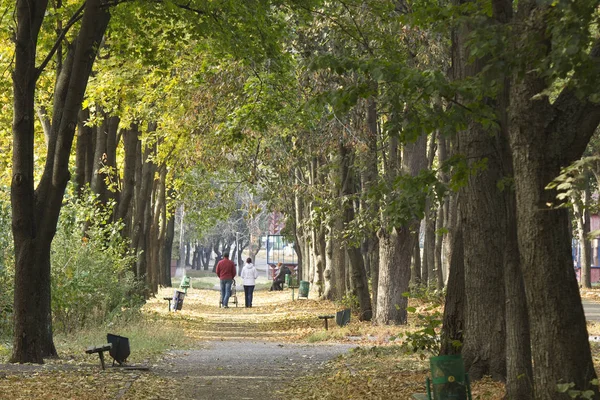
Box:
[4,285,600,398]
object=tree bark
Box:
[330,216,346,301]
[294,167,305,280]
[340,142,372,321]
[440,209,464,355]
[322,224,334,300]
[164,213,175,287]
[573,180,592,289]
[375,133,427,324]
[11,0,49,364]
[131,134,155,278]
[412,232,422,286]
[364,97,380,313]
[509,81,600,398]
[506,1,600,396]
[90,117,108,203]
[458,122,507,380]
[434,135,448,290]
[75,108,92,194]
[11,0,110,363]
[453,0,507,379]
[115,124,139,224]
[105,115,119,205]
[504,187,533,400]
[375,227,415,324]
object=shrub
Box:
[51,188,142,333]
[0,191,14,339]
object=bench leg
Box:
[324,319,329,330]
[98,351,106,370]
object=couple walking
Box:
[215,253,259,308]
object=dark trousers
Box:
[243,285,255,307]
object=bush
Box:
[337,292,360,313]
[0,191,14,339]
[51,188,143,333]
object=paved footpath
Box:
[583,300,600,322]
[151,290,357,400]
[154,340,355,400]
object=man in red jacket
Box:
[216,252,236,308]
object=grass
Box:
[0,313,198,365]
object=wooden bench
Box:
[318,315,335,330]
[85,343,112,370]
[163,296,173,311]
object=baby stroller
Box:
[220,279,239,308]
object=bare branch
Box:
[35,2,86,79]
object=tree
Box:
[506,1,600,396]
[435,0,600,396]
[11,0,111,363]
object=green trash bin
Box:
[298,281,310,298]
[428,354,471,400]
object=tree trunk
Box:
[421,133,437,287]
[115,124,138,224]
[583,185,592,288]
[75,108,92,194]
[11,0,110,363]
[424,205,436,287]
[506,1,600,395]
[510,132,599,399]
[574,180,592,289]
[149,166,166,293]
[322,224,334,300]
[375,130,427,324]
[311,156,327,297]
[163,213,175,287]
[104,115,118,205]
[294,168,305,280]
[211,238,222,273]
[375,227,414,324]
[440,214,464,355]
[90,117,108,203]
[412,227,422,286]
[363,97,380,313]
[331,217,346,301]
[435,135,448,290]
[504,188,533,400]
[340,142,372,320]
[458,123,507,380]
[453,0,507,379]
[509,91,600,399]
[132,138,155,278]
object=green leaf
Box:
[557,383,574,393]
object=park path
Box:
[150,288,356,400]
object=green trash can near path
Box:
[298,281,310,298]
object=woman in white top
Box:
[240,258,259,307]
